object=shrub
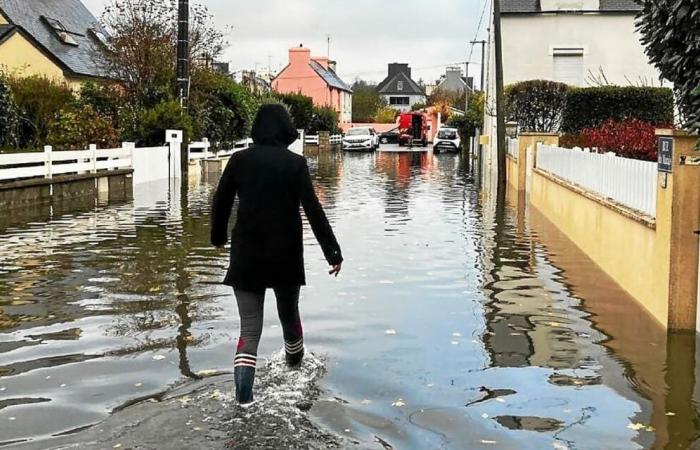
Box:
[137,100,193,146]
[190,69,255,149]
[375,106,398,124]
[275,92,314,130]
[559,133,587,149]
[351,80,385,122]
[47,105,119,150]
[78,81,123,124]
[447,92,485,139]
[505,80,569,132]
[0,74,19,148]
[307,106,339,134]
[581,119,658,161]
[562,86,674,133]
[8,76,73,148]
[637,0,700,131]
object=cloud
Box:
[82,0,488,84]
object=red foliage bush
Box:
[581,119,662,161]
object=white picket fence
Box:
[188,138,253,161]
[304,134,342,145]
[0,144,133,182]
[536,143,658,217]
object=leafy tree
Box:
[8,75,73,148]
[189,68,256,149]
[505,80,569,132]
[447,92,485,139]
[307,106,339,134]
[99,0,226,108]
[636,1,700,130]
[351,80,385,122]
[0,73,19,148]
[375,107,398,124]
[428,88,466,111]
[275,92,314,130]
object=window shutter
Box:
[553,48,584,86]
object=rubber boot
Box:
[285,337,304,368]
[234,366,256,404]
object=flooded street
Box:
[1,149,699,449]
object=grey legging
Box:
[233,286,303,369]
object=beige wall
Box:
[530,168,668,325]
[502,14,660,86]
[0,11,7,24]
[0,33,66,80]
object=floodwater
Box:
[1,148,699,449]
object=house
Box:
[377,63,426,113]
[435,66,474,95]
[0,0,110,87]
[272,45,353,124]
[481,0,660,183]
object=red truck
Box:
[398,112,429,147]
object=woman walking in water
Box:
[211,104,343,404]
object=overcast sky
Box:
[82,0,490,86]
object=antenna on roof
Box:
[327,35,331,58]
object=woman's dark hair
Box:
[251,104,299,147]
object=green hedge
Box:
[562,86,673,132]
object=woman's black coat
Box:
[210,105,343,291]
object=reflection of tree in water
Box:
[306,151,343,212]
[480,194,586,370]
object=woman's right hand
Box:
[329,264,342,277]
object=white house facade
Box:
[481,0,661,191]
[377,63,427,113]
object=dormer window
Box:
[41,16,79,46]
[89,27,109,47]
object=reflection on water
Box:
[0,150,699,449]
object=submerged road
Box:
[0,149,698,449]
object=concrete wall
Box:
[501,13,660,86]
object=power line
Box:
[468,0,490,61]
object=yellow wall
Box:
[529,169,668,325]
[0,12,7,24]
[0,33,67,81]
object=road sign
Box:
[658,137,673,173]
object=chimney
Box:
[328,60,337,72]
[312,56,330,69]
[388,63,409,79]
[289,45,311,66]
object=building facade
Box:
[272,46,353,124]
[481,0,661,190]
[0,0,110,87]
[377,63,426,113]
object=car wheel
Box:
[380,137,388,144]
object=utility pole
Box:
[470,40,487,91]
[493,0,507,192]
[327,35,331,58]
[464,61,470,113]
[176,0,190,111]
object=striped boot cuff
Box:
[234,353,257,368]
[285,338,304,355]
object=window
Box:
[89,28,109,47]
[389,96,410,105]
[42,16,79,46]
[397,80,404,91]
[553,48,584,86]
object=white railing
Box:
[0,143,133,182]
[536,143,658,217]
[188,138,253,161]
[331,134,342,144]
[305,135,319,145]
[507,138,518,159]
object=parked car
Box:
[398,112,429,147]
[342,127,379,151]
[433,127,461,153]
[378,127,400,144]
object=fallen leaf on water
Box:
[385,329,397,335]
[627,422,654,432]
[666,412,676,416]
[152,355,166,361]
[480,440,497,445]
[134,383,143,387]
[392,399,406,407]
[179,396,191,405]
[481,413,489,419]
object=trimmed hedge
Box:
[562,86,673,133]
[506,80,569,132]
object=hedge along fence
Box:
[562,86,674,133]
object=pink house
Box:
[272,45,353,124]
